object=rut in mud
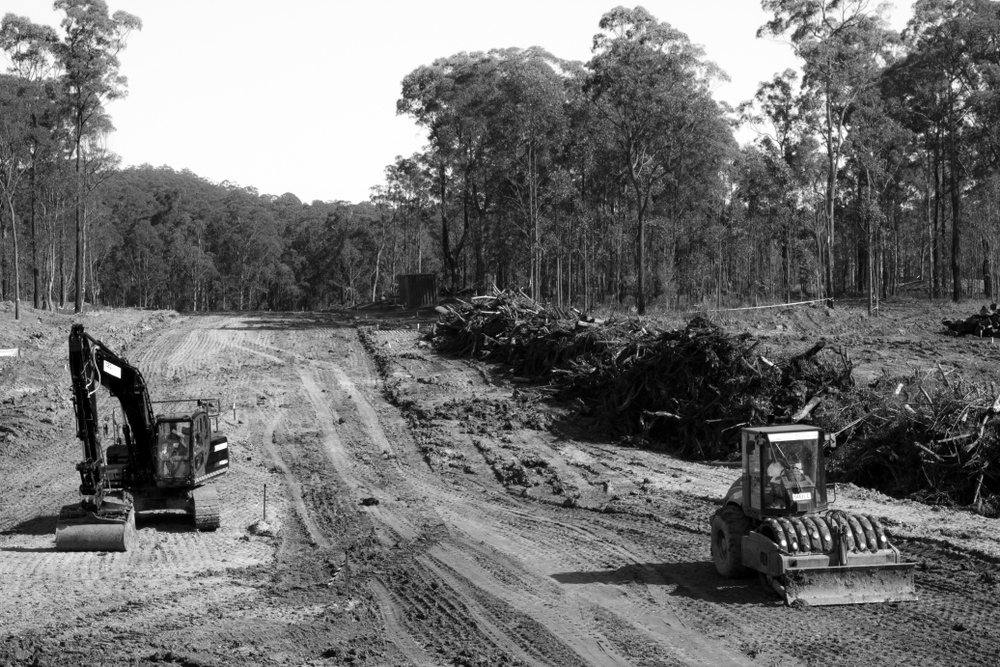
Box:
[1,308,999,666]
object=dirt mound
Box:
[0,307,177,468]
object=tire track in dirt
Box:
[0,316,274,595]
[432,507,760,667]
[261,412,330,549]
[370,327,1000,667]
[368,580,452,667]
[417,554,566,667]
[329,339,637,664]
[297,365,420,544]
[360,328,802,665]
[336,329,763,666]
[293,347,610,665]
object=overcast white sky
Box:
[4,1,915,204]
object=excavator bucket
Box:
[782,563,917,606]
[55,504,136,552]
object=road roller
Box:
[55,324,229,551]
[710,424,916,605]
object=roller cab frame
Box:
[711,425,916,606]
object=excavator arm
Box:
[57,325,158,551]
[68,323,158,502]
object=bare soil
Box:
[2,298,999,666]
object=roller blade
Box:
[781,563,916,606]
[55,504,136,552]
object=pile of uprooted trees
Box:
[429,291,852,459]
[943,304,1000,337]
[428,290,1000,514]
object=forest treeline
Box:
[2,0,1000,317]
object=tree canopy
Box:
[2,2,1000,316]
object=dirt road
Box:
[2,309,1000,666]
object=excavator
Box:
[55,324,230,551]
[711,424,916,605]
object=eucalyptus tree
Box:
[211,184,281,310]
[487,47,571,299]
[399,47,572,295]
[881,0,1000,301]
[0,13,59,309]
[370,154,437,299]
[50,0,139,312]
[587,6,733,313]
[561,61,604,310]
[842,88,911,313]
[739,69,822,302]
[367,184,397,302]
[0,75,37,318]
[760,0,895,301]
[398,52,497,291]
[380,155,433,276]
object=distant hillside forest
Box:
[3,2,1000,317]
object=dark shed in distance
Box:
[398,274,437,308]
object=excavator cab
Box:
[157,420,193,482]
[154,407,229,487]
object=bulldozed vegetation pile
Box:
[830,375,1000,515]
[430,291,854,460]
[429,291,1000,513]
[942,303,1000,336]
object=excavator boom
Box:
[56,325,155,550]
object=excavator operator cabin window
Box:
[158,421,192,480]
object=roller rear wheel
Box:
[711,505,752,578]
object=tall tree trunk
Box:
[933,139,943,299]
[30,160,39,310]
[8,199,21,320]
[950,145,962,302]
[1,209,6,301]
[925,156,934,298]
[983,237,992,300]
[438,164,454,291]
[59,196,66,308]
[825,96,836,304]
[74,115,84,313]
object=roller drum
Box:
[855,515,879,553]
[802,516,825,552]
[777,518,800,552]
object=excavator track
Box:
[193,484,220,531]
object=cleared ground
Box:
[1,301,999,666]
